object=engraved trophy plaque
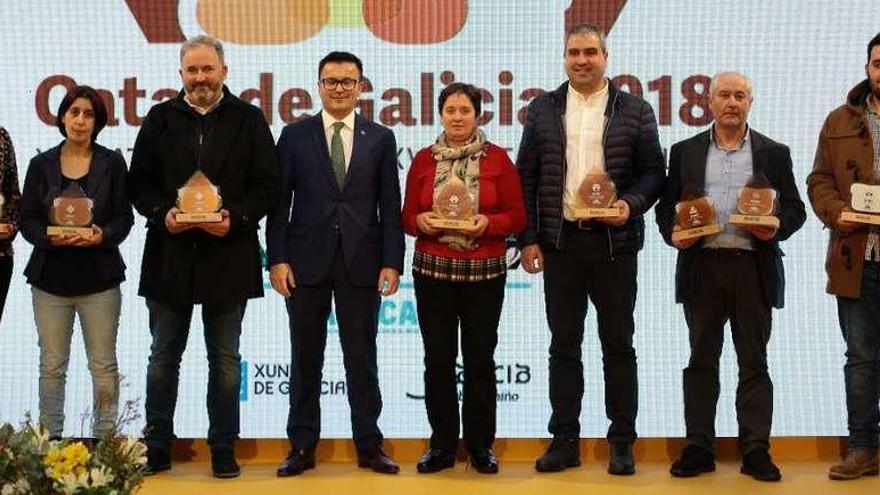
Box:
[0,194,8,235]
[672,194,723,242]
[729,175,780,228]
[176,170,223,223]
[426,175,476,230]
[572,169,620,219]
[840,183,880,225]
[47,182,94,238]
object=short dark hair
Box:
[438,82,482,116]
[318,51,363,79]
[869,32,880,62]
[56,85,108,142]
[566,23,607,53]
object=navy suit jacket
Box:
[266,113,404,287]
[20,142,133,283]
[655,129,806,308]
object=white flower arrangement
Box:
[0,400,147,495]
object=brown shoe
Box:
[829,449,879,480]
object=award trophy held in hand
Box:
[672,189,723,242]
[426,175,476,231]
[176,170,223,223]
[47,182,94,238]
[572,169,621,219]
[840,183,880,225]
[729,175,780,228]
[0,194,9,235]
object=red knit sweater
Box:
[402,142,526,259]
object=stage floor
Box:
[139,461,879,495]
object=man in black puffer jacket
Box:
[516,23,664,476]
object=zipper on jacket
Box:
[555,104,567,250]
[603,90,619,261]
[196,118,204,170]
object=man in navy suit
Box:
[266,51,404,476]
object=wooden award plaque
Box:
[47,183,94,238]
[176,170,223,223]
[427,176,475,230]
[672,197,723,242]
[0,193,9,235]
[729,186,780,228]
[840,183,880,225]
[572,171,620,218]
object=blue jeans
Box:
[143,299,246,452]
[33,286,121,438]
[837,262,880,451]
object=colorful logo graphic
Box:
[240,360,249,401]
[125,1,628,45]
[125,0,468,44]
[565,0,628,36]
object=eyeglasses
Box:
[320,78,360,91]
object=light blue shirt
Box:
[702,127,755,250]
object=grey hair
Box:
[709,71,754,97]
[565,23,607,53]
[179,35,225,65]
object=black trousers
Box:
[0,256,11,322]
[285,244,383,452]
[542,223,638,443]
[682,249,773,454]
[413,272,505,452]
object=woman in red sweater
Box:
[402,82,526,474]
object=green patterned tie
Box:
[330,121,346,187]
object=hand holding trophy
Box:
[47,182,94,240]
[572,168,621,219]
[671,188,723,243]
[729,175,780,229]
[0,193,9,236]
[176,170,223,223]
[425,174,476,230]
[839,183,880,225]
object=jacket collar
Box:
[692,127,774,154]
[681,127,776,191]
[170,85,234,115]
[551,78,619,116]
[846,79,871,115]
[306,112,372,192]
[43,141,112,197]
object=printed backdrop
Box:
[0,0,874,438]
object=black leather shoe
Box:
[211,448,240,478]
[670,445,716,477]
[417,448,456,473]
[535,438,580,472]
[470,448,499,474]
[741,448,781,482]
[276,448,316,477]
[608,442,635,475]
[144,447,171,475]
[357,447,400,474]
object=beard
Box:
[187,82,222,107]
[871,78,880,101]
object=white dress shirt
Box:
[321,109,355,170]
[563,80,609,220]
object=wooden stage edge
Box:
[169,437,848,463]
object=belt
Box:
[562,219,604,232]
[702,247,755,256]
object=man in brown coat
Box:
[806,31,880,481]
